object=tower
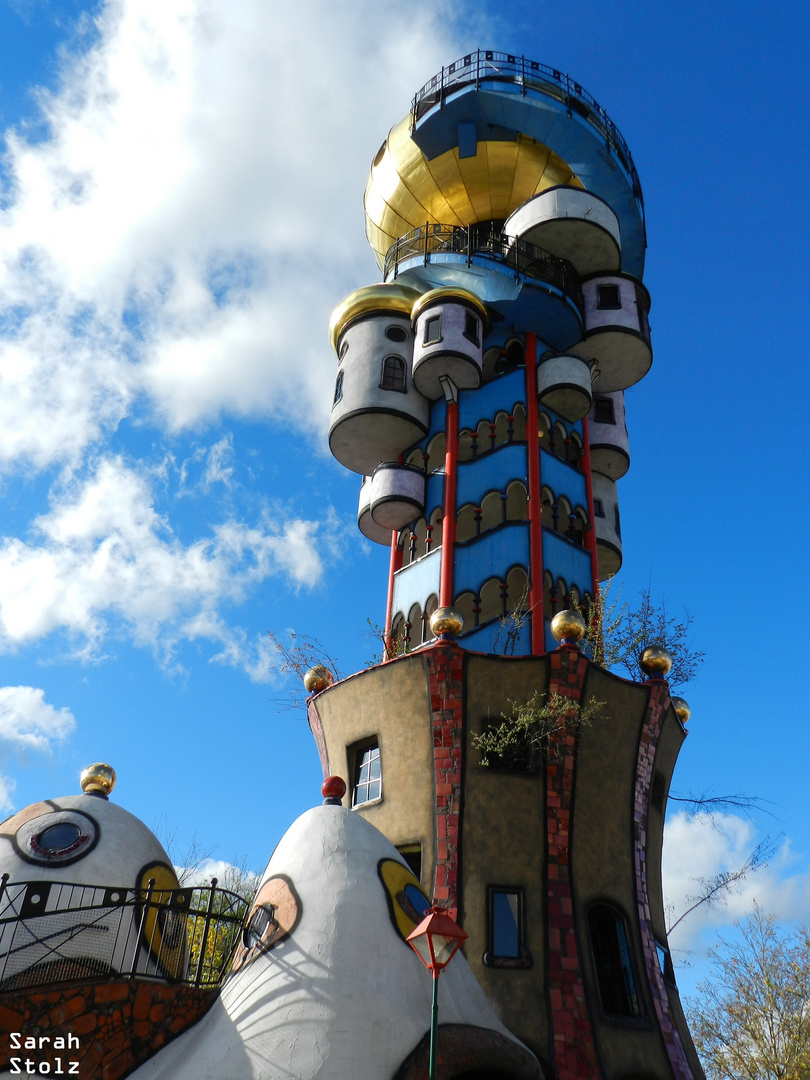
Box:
[312,51,704,1079]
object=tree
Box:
[687,906,810,1080]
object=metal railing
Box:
[0,874,249,991]
[384,221,582,313]
[410,50,643,208]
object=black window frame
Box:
[385,324,408,343]
[587,903,644,1020]
[380,355,407,393]
[351,740,382,807]
[483,886,532,968]
[593,396,616,425]
[596,283,622,310]
[593,498,605,518]
[463,310,480,346]
[423,314,442,345]
[333,370,344,407]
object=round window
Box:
[385,325,408,343]
[15,810,99,867]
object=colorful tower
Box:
[313,51,704,1079]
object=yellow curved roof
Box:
[364,115,583,270]
[328,282,423,354]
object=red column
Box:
[383,530,403,661]
[439,399,459,610]
[524,333,545,655]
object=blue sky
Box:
[0,0,808,1002]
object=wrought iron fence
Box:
[410,49,643,208]
[384,221,582,313]
[0,874,249,991]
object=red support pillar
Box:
[439,398,459,610]
[524,333,545,655]
[384,530,403,661]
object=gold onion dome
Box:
[80,762,116,796]
[640,645,673,677]
[550,609,587,643]
[328,282,423,354]
[429,606,464,638]
[411,287,489,327]
[364,114,583,269]
[303,665,334,694]
[670,696,691,724]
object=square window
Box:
[396,844,422,882]
[593,396,615,425]
[424,315,441,345]
[593,498,605,517]
[597,284,622,310]
[463,311,480,346]
[352,742,381,806]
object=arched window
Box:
[333,370,344,406]
[588,904,642,1018]
[380,355,406,392]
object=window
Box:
[593,498,605,517]
[463,310,480,345]
[588,904,642,1017]
[597,284,622,310]
[485,887,531,967]
[396,844,422,882]
[333,370,344,406]
[656,941,675,983]
[352,742,381,806]
[424,315,441,345]
[593,396,615,425]
[339,340,349,362]
[614,504,621,538]
[380,355,407,392]
[385,324,408,343]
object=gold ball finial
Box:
[670,696,691,724]
[303,665,334,694]
[80,762,116,796]
[640,644,673,678]
[429,606,464,638]
[550,609,587,644]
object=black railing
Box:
[410,50,643,208]
[0,874,249,991]
[384,221,582,313]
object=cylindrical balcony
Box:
[587,391,630,480]
[369,462,426,532]
[574,274,652,393]
[592,473,622,579]
[328,284,429,475]
[504,186,621,277]
[537,353,593,422]
[358,475,393,545]
[411,287,487,400]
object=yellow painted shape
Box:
[379,857,430,943]
[138,862,186,979]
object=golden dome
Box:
[430,606,464,638]
[411,287,489,326]
[670,696,691,724]
[640,645,673,677]
[303,665,335,694]
[328,282,423,354]
[550,609,587,643]
[80,762,116,796]
[364,115,583,270]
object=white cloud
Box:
[663,811,810,954]
[0,685,76,813]
[0,0,462,470]
[0,455,332,667]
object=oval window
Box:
[385,325,408,343]
[15,809,99,867]
[37,822,82,852]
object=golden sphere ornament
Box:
[550,609,586,643]
[429,606,464,638]
[670,696,691,724]
[640,644,673,678]
[80,762,116,796]
[303,665,334,694]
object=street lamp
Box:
[407,906,468,1080]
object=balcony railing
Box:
[410,49,643,209]
[0,874,249,991]
[384,221,582,313]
